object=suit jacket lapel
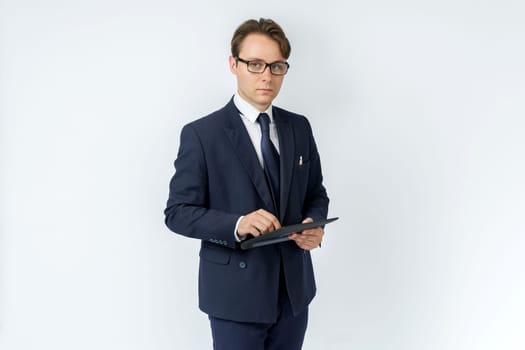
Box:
[223,100,275,211]
[273,108,294,221]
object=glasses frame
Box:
[235,57,290,76]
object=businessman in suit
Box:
[164,18,329,350]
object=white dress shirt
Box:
[234,94,280,164]
[232,93,280,241]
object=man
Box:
[164,18,329,350]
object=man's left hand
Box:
[289,217,324,251]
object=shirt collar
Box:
[233,93,274,124]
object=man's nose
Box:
[261,66,273,81]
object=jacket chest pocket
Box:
[294,156,310,185]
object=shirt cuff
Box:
[234,216,245,242]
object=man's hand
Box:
[289,217,324,250]
[237,209,281,239]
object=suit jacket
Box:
[164,98,329,323]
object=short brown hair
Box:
[231,18,291,59]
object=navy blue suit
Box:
[164,98,329,325]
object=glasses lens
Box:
[247,60,266,73]
[270,62,288,75]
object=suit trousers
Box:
[208,265,309,350]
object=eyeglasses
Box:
[235,57,290,76]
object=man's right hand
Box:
[237,209,281,239]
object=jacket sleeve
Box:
[164,124,240,249]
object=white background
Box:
[1,1,524,349]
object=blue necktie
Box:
[258,113,280,213]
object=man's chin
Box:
[256,95,275,105]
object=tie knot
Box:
[258,113,270,132]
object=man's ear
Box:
[229,56,237,74]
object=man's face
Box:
[229,33,286,112]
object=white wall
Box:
[1,1,524,349]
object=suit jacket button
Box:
[239,262,247,269]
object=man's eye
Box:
[249,62,263,69]
[272,63,285,72]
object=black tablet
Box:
[240,217,339,250]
